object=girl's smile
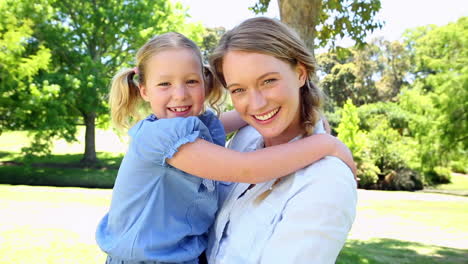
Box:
[167,105,193,117]
[139,48,205,119]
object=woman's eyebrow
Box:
[257,72,278,82]
[226,83,240,89]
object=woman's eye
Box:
[231,88,245,94]
[263,78,277,85]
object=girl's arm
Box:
[321,114,331,134]
[219,110,247,134]
[167,134,356,184]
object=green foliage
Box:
[357,102,410,133]
[200,27,226,63]
[375,39,411,100]
[2,0,205,163]
[251,0,383,48]
[0,0,52,133]
[336,100,379,188]
[432,167,452,184]
[450,159,467,174]
[318,0,383,48]
[336,100,424,190]
[395,17,468,183]
[318,39,411,108]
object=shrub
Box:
[430,166,452,184]
[379,168,423,191]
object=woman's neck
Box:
[263,125,304,147]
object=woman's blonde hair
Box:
[109,32,224,130]
[209,17,323,135]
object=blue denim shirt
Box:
[96,111,225,263]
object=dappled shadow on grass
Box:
[0,152,123,169]
[0,152,122,188]
[0,151,11,159]
[337,238,468,264]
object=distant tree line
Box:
[319,17,467,189]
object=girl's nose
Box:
[173,84,187,100]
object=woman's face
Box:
[222,50,307,146]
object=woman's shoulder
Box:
[291,157,356,190]
[227,125,263,151]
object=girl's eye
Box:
[231,88,245,94]
[187,79,199,85]
[158,82,170,87]
[263,78,277,85]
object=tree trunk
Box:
[278,0,321,57]
[81,111,98,165]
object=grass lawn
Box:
[0,185,467,263]
[1,130,468,263]
[422,173,468,196]
[0,129,125,188]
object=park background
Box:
[0,0,467,263]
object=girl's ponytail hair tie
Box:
[133,67,139,75]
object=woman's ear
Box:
[295,63,307,87]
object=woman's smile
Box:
[252,107,281,122]
[223,50,306,146]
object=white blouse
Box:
[207,125,357,264]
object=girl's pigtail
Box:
[109,68,142,130]
[203,65,225,115]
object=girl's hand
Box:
[332,138,358,179]
[322,117,331,134]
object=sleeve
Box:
[260,158,358,264]
[197,109,226,147]
[132,116,213,166]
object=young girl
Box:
[96,32,355,264]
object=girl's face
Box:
[222,50,307,146]
[139,48,205,119]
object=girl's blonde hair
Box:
[209,17,323,135]
[109,32,223,130]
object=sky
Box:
[178,0,467,45]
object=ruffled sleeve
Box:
[197,109,226,147]
[129,115,213,167]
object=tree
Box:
[399,17,468,181]
[375,39,411,100]
[200,27,226,63]
[317,44,380,107]
[336,99,379,188]
[251,0,383,55]
[8,0,203,165]
[0,0,52,133]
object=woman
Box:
[206,17,357,263]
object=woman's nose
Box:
[248,90,267,111]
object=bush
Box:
[379,168,423,191]
[429,166,452,184]
[450,160,467,174]
[357,159,380,189]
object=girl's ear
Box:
[295,63,307,87]
[139,85,150,102]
